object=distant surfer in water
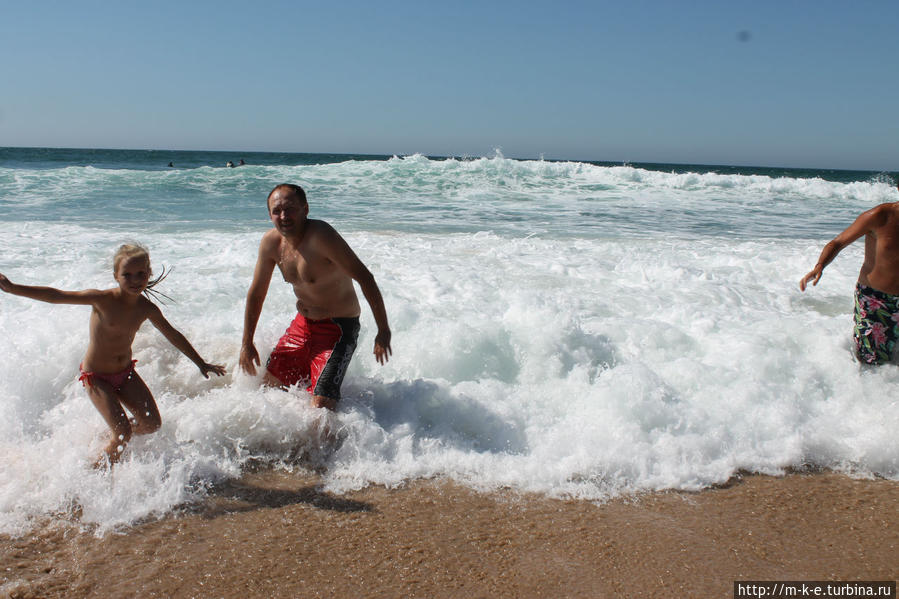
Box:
[800,184,899,364]
[239,184,392,410]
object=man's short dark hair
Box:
[267,183,307,206]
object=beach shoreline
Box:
[2,471,896,598]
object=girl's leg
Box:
[84,381,133,465]
[117,371,161,435]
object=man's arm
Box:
[799,205,887,291]
[354,267,392,364]
[240,232,278,375]
[317,226,392,364]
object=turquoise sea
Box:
[0,147,897,533]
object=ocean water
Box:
[0,147,897,535]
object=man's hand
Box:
[0,273,12,293]
[240,343,261,375]
[799,265,823,291]
[374,330,392,365]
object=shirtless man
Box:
[800,190,899,364]
[240,183,392,409]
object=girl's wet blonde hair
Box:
[113,244,150,274]
[113,244,172,303]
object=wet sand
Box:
[1,472,896,598]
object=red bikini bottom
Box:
[79,360,137,392]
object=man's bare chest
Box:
[871,221,899,253]
[277,245,332,286]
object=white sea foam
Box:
[0,155,897,534]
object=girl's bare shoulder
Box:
[73,287,116,303]
[94,290,156,314]
[137,294,163,315]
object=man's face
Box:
[268,190,308,234]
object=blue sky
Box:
[2,1,897,170]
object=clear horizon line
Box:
[1,144,895,175]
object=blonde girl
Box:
[0,244,225,466]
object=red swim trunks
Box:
[79,359,138,392]
[266,314,360,400]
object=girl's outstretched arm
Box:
[0,273,103,305]
[147,304,226,378]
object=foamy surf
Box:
[0,149,897,534]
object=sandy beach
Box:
[1,471,895,598]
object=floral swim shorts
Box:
[853,283,899,365]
